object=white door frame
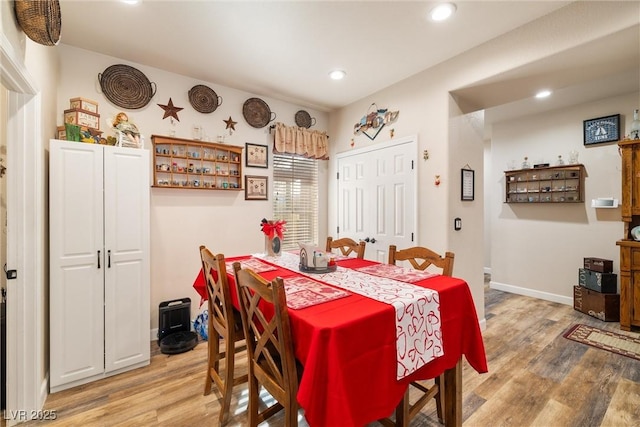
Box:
[1,32,44,424]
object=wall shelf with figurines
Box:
[151,134,243,191]
[504,163,585,204]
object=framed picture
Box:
[245,142,268,168]
[583,114,620,145]
[245,175,268,200]
[461,168,474,201]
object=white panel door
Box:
[49,141,104,389]
[337,137,416,262]
[103,146,150,373]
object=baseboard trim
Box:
[490,281,573,306]
[150,328,158,342]
[478,317,487,331]
[484,267,492,275]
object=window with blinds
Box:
[273,154,319,250]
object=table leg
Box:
[443,358,462,427]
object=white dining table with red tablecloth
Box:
[193,254,487,427]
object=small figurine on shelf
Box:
[556,155,565,166]
[569,150,579,165]
[522,156,531,169]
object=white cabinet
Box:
[49,140,150,392]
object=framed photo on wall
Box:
[583,114,620,145]
[461,168,475,201]
[245,175,268,200]
[246,142,268,168]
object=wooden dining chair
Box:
[326,236,366,259]
[381,244,455,426]
[232,262,301,427]
[199,245,248,426]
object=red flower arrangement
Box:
[260,218,286,239]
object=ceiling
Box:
[58,0,580,113]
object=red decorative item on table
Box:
[261,218,286,256]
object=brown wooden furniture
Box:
[616,139,640,331]
[326,236,366,259]
[381,244,456,426]
[232,263,300,427]
[504,164,585,203]
[388,245,455,276]
[152,135,243,190]
[199,246,248,425]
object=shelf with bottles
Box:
[151,135,243,190]
[504,164,585,203]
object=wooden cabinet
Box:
[616,139,640,331]
[49,140,150,392]
[504,164,585,203]
[151,135,243,190]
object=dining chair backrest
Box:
[232,262,300,426]
[199,245,247,425]
[381,244,455,427]
[388,244,455,276]
[326,236,366,259]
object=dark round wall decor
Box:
[188,85,222,114]
[243,97,276,128]
[98,64,156,110]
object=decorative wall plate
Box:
[243,98,276,128]
[188,85,222,114]
[99,64,156,109]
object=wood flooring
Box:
[13,283,640,427]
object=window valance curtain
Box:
[273,122,329,160]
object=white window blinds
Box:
[273,154,319,250]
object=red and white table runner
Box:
[260,252,444,379]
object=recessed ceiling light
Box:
[121,0,140,4]
[535,90,552,99]
[329,70,346,80]
[430,3,456,21]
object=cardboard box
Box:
[573,285,620,321]
[56,126,66,140]
[69,97,98,114]
[578,268,617,293]
[583,257,613,273]
[64,108,100,130]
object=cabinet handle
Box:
[108,250,111,268]
[97,250,101,269]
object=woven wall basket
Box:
[99,64,156,110]
[14,0,62,46]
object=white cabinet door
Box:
[49,141,105,389]
[337,137,417,262]
[103,146,150,373]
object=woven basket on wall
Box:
[14,0,62,46]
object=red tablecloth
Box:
[193,256,487,427]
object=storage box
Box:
[573,285,620,321]
[56,126,66,140]
[578,268,617,293]
[64,108,100,130]
[69,97,98,114]
[583,257,613,273]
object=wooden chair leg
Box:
[218,337,236,425]
[204,334,220,396]
[435,374,444,423]
[395,390,410,427]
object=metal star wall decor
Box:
[224,116,237,131]
[157,98,184,121]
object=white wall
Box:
[56,45,329,330]
[328,1,640,324]
[489,92,638,304]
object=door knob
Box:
[370,238,376,244]
[363,237,376,244]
